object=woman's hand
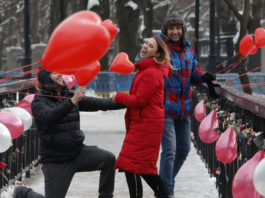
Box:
[71,86,86,105]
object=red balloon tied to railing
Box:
[15,94,35,115]
[253,157,265,196]
[194,99,206,122]
[215,127,237,163]
[41,11,111,74]
[101,19,118,41]
[254,27,265,48]
[75,61,101,86]
[239,35,255,56]
[232,150,265,198]
[109,52,135,74]
[198,109,219,143]
[0,111,24,139]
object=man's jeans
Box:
[159,117,191,196]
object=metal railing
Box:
[0,79,39,196]
[191,83,265,198]
[1,74,265,197]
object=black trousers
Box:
[15,145,116,198]
[125,171,168,198]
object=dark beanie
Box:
[161,13,187,47]
[37,69,57,90]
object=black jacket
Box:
[31,88,123,164]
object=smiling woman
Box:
[140,37,158,59]
[112,37,171,198]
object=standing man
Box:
[158,13,217,197]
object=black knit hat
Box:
[161,13,187,47]
[37,69,57,90]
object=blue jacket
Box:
[159,35,204,119]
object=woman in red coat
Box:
[112,36,170,198]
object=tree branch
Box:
[223,0,242,22]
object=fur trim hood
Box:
[161,13,187,48]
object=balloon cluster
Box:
[194,96,265,198]
[239,27,265,56]
[0,95,34,153]
[39,11,134,88]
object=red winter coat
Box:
[114,58,169,174]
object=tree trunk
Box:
[49,0,61,36]
[223,0,252,94]
[115,0,141,62]
[90,0,110,71]
[142,0,153,38]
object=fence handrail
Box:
[0,78,35,94]
[216,84,265,119]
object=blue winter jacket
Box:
[159,35,204,119]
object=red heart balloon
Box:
[194,99,206,122]
[15,94,35,115]
[239,35,255,56]
[41,11,111,74]
[215,127,237,163]
[232,150,265,198]
[198,109,219,143]
[109,52,135,74]
[254,28,265,48]
[0,112,24,139]
[102,19,118,41]
[75,61,101,86]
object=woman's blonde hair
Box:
[153,36,171,65]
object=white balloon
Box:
[253,157,265,196]
[1,107,32,131]
[0,123,12,153]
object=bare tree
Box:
[49,0,60,36]
[142,0,153,38]
[89,0,111,70]
[223,0,265,94]
[49,0,89,36]
[115,0,141,62]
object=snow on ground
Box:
[1,108,219,198]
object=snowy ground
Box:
[1,108,219,198]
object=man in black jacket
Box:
[14,69,124,198]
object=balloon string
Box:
[0,171,10,186]
[224,64,265,85]
[6,90,71,100]
[224,56,246,74]
[0,68,38,83]
[215,52,240,69]
[0,60,40,77]
[214,56,246,75]
[228,81,265,88]
[223,164,229,182]
[215,61,238,75]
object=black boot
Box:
[13,186,31,198]
[13,186,44,198]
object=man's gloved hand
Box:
[202,72,220,99]
[202,72,216,83]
